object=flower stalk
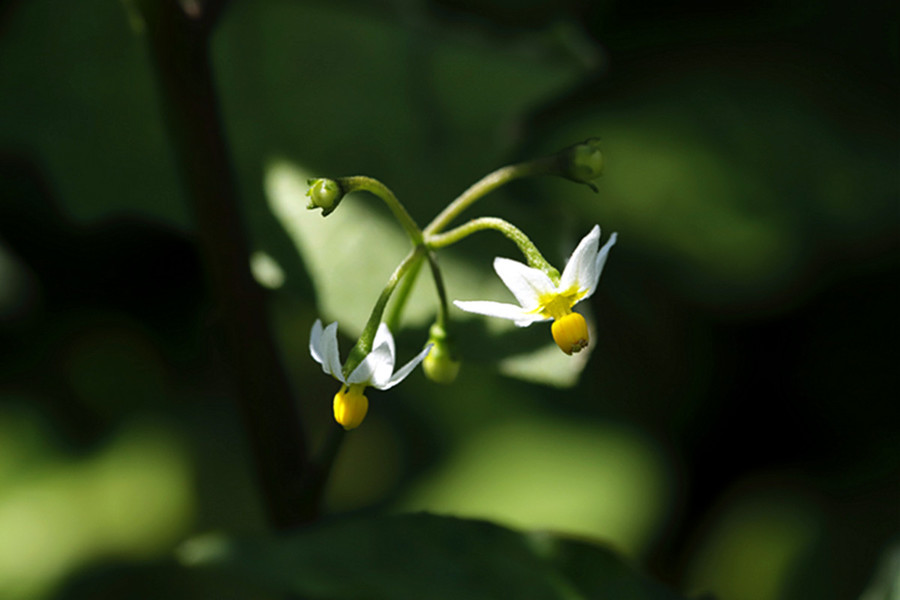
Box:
[423,138,604,236]
[336,176,424,245]
[384,253,425,332]
[424,158,554,236]
[427,216,559,281]
[344,245,426,375]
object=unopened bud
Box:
[422,323,461,384]
[558,138,603,192]
[306,178,344,216]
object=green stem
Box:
[427,216,559,281]
[344,245,426,376]
[385,253,424,331]
[337,176,423,245]
[423,156,556,236]
[426,251,450,328]
[385,249,450,337]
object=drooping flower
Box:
[309,319,432,429]
[453,225,616,355]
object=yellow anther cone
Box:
[333,386,369,430]
[551,312,589,355]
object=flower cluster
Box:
[305,140,616,429]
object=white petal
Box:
[513,315,548,327]
[309,319,325,365]
[372,322,396,368]
[560,225,600,293]
[378,343,433,390]
[313,321,345,382]
[453,300,537,323]
[347,341,394,387]
[493,257,556,310]
[583,232,617,299]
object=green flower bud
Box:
[558,138,603,192]
[306,178,344,216]
[422,323,461,384]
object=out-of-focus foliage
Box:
[0,0,896,598]
[534,73,897,307]
[682,484,822,600]
[178,513,686,600]
[858,541,900,600]
[0,404,192,599]
[396,417,671,558]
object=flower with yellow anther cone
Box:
[310,320,432,429]
[453,225,616,355]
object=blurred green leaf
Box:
[178,513,686,600]
[395,417,671,558]
[0,0,185,226]
[215,0,581,195]
[858,540,900,600]
[683,487,821,600]
[534,70,897,308]
[0,407,193,600]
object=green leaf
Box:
[857,541,900,600]
[534,71,897,309]
[178,513,687,600]
[394,417,671,558]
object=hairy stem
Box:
[427,216,559,280]
[337,176,424,245]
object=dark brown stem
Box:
[136,0,314,529]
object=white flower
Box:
[309,319,432,429]
[453,225,617,354]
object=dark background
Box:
[0,0,897,598]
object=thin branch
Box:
[136,0,314,529]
